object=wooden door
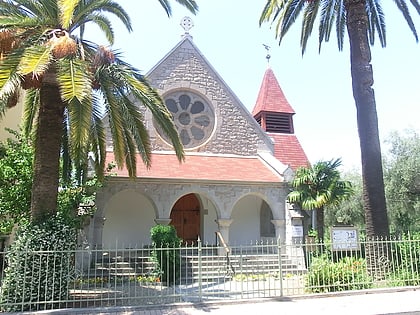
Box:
[170,194,200,243]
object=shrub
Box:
[387,233,420,286]
[150,225,181,285]
[306,255,373,293]
[0,215,77,312]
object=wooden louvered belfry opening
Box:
[256,112,294,134]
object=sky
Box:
[87,1,420,171]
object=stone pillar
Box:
[271,219,286,243]
[92,215,107,249]
[154,218,172,225]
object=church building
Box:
[89,17,309,249]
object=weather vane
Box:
[263,44,271,64]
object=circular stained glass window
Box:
[155,91,215,149]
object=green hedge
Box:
[0,215,77,312]
[150,225,181,285]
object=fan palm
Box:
[260,0,420,239]
[0,0,198,222]
[288,158,353,240]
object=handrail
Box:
[215,231,230,254]
[215,231,235,276]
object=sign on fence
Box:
[331,226,360,251]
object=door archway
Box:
[170,193,200,243]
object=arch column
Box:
[271,219,286,243]
[155,218,172,225]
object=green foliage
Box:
[289,158,353,239]
[387,233,420,286]
[0,215,77,312]
[306,255,373,293]
[324,169,365,230]
[384,130,420,234]
[150,225,181,285]
[0,130,100,233]
[0,130,33,234]
[57,177,101,229]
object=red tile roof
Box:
[105,152,284,183]
[252,68,295,116]
[270,133,310,171]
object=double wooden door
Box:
[170,193,200,244]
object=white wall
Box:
[102,190,155,248]
[230,195,262,245]
[202,201,218,245]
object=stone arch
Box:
[168,190,219,245]
[168,187,223,220]
[101,189,157,249]
[230,192,276,245]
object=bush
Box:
[0,215,77,312]
[150,225,181,285]
[306,255,373,293]
[387,233,420,286]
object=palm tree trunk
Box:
[345,0,389,239]
[316,207,325,241]
[30,81,65,222]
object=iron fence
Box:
[0,236,419,312]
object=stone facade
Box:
[90,34,299,249]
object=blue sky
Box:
[89,1,420,170]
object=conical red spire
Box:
[252,68,295,116]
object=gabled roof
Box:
[269,133,309,171]
[252,68,295,116]
[105,152,284,183]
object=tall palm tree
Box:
[260,0,420,239]
[288,158,353,240]
[0,0,198,222]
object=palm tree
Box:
[260,0,420,239]
[0,0,198,222]
[288,158,353,240]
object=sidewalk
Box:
[26,287,420,315]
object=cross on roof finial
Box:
[263,44,271,65]
[181,16,194,34]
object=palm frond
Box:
[409,0,420,15]
[335,1,346,51]
[128,77,184,163]
[21,88,39,138]
[393,0,419,41]
[158,0,198,17]
[301,1,320,54]
[58,0,79,29]
[71,0,132,43]
[103,58,184,163]
[173,0,198,14]
[17,44,52,76]
[57,57,91,103]
[366,0,386,47]
[67,96,93,169]
[61,109,72,186]
[118,91,151,169]
[101,82,127,169]
[259,0,280,25]
[89,97,106,180]
[318,0,338,51]
[280,0,306,39]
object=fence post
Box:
[198,236,202,301]
[277,237,283,297]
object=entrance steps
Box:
[90,248,306,282]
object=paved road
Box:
[18,288,420,315]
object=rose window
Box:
[155,91,215,149]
